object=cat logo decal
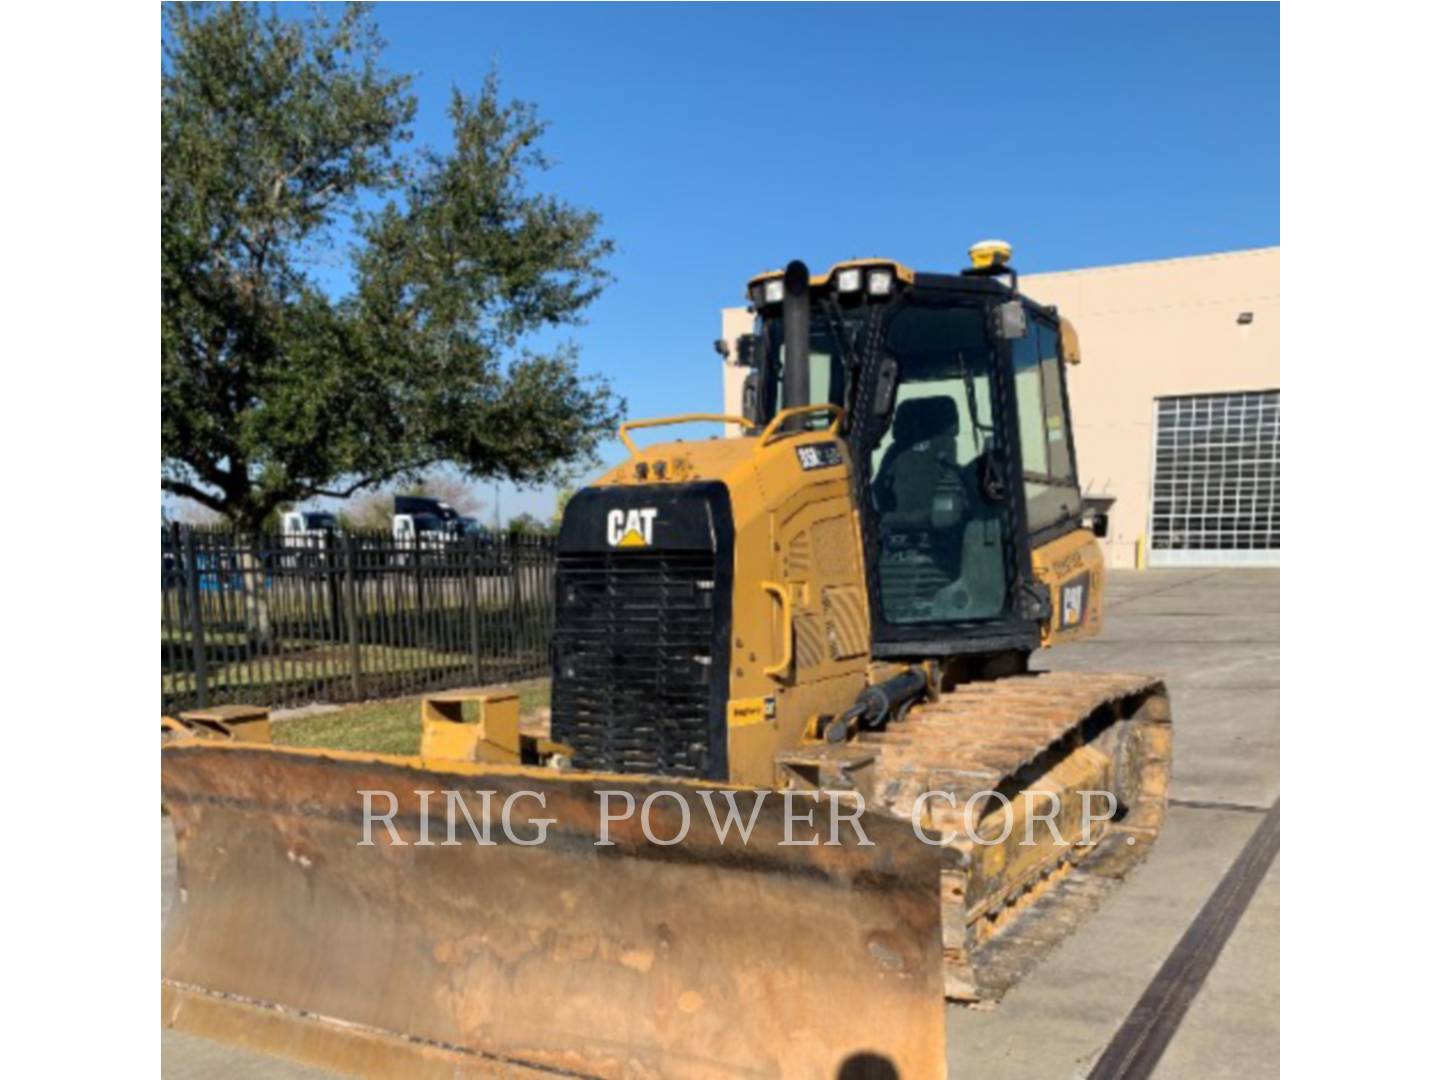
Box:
[607,507,658,548]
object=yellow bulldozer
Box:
[162,243,1171,1079]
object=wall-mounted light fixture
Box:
[1237,311,1255,325]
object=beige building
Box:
[721,247,1279,569]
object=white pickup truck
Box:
[280,509,339,545]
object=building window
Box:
[1149,390,1280,565]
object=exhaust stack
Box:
[781,259,810,426]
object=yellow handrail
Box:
[758,403,844,446]
[617,413,749,457]
[616,404,844,458]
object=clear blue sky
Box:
[266,2,1281,523]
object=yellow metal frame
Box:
[172,705,272,744]
[616,405,843,458]
[617,413,747,456]
[419,690,521,764]
[759,403,843,444]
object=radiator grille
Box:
[551,549,723,778]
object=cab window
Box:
[764,315,855,421]
[867,304,1008,624]
[1013,317,1081,533]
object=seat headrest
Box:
[892,396,959,449]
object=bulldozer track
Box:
[915,670,1168,1002]
[803,670,1173,1002]
[866,670,1166,812]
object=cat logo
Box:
[607,507,658,548]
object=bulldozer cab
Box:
[743,255,1086,660]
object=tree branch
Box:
[161,477,230,515]
[305,459,442,500]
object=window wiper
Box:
[959,350,1004,501]
[957,350,990,453]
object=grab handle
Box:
[760,580,793,679]
[758,404,844,446]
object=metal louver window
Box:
[1148,390,1279,567]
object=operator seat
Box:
[872,393,1007,621]
[874,395,963,530]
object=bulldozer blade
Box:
[162,741,948,1079]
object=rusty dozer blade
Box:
[162,741,948,1079]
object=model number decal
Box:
[796,442,843,470]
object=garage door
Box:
[1148,390,1279,567]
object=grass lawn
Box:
[273,678,551,755]
[162,643,477,696]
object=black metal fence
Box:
[161,524,556,714]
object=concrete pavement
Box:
[944,569,1280,1078]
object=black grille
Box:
[551,548,724,778]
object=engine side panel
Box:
[724,438,871,787]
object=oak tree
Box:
[162,3,621,531]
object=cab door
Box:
[1010,306,1103,644]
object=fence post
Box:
[414,538,425,648]
[468,533,483,685]
[509,532,524,676]
[326,530,343,640]
[184,527,209,709]
[169,521,187,628]
[345,534,362,700]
